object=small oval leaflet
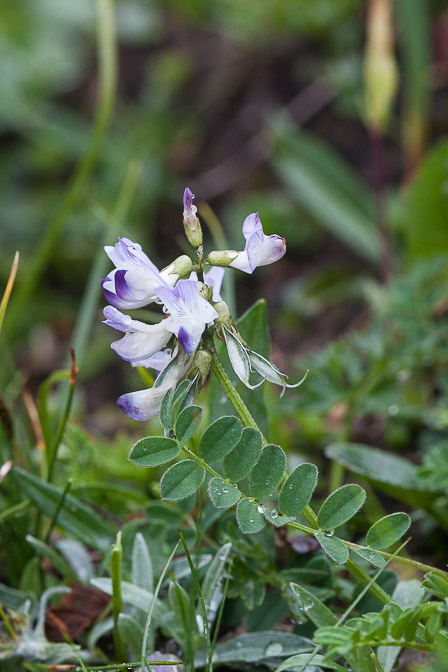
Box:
[317,483,366,531]
[175,405,203,446]
[129,436,179,468]
[208,478,241,509]
[236,499,266,534]
[223,427,263,482]
[353,547,386,569]
[160,459,205,501]
[366,512,411,550]
[198,416,243,463]
[249,444,286,499]
[314,532,349,565]
[278,463,318,517]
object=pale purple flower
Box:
[204,266,225,302]
[229,213,286,274]
[156,279,218,355]
[103,306,171,362]
[117,354,191,421]
[101,237,177,309]
[183,187,199,231]
[130,348,173,373]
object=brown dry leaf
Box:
[45,583,110,642]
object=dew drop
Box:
[288,484,293,489]
[303,596,314,611]
[222,487,229,494]
[265,479,270,485]
[325,529,335,537]
[249,518,255,523]
[388,404,399,416]
[265,643,283,656]
[270,509,278,519]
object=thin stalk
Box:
[345,556,391,605]
[178,530,212,672]
[46,349,78,482]
[0,602,18,644]
[44,478,73,543]
[111,531,126,663]
[6,0,117,336]
[0,500,30,523]
[0,252,19,337]
[141,541,181,659]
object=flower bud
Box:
[206,250,238,267]
[364,0,397,132]
[214,300,231,327]
[163,255,193,279]
[183,187,203,249]
[191,349,212,384]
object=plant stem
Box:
[43,478,73,543]
[210,349,394,603]
[111,531,126,663]
[6,0,117,337]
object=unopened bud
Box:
[197,281,212,302]
[191,349,212,385]
[364,0,397,132]
[214,301,231,327]
[163,255,193,279]
[183,187,203,248]
[206,250,238,268]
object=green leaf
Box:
[223,427,263,482]
[278,463,318,517]
[396,141,448,260]
[366,513,411,550]
[317,484,366,531]
[236,499,266,534]
[263,509,295,527]
[175,405,203,445]
[274,653,348,672]
[129,436,179,468]
[195,632,314,667]
[208,300,271,434]
[208,478,241,509]
[326,442,437,506]
[202,542,232,625]
[10,467,113,552]
[249,444,286,499]
[171,379,195,422]
[160,387,175,431]
[26,535,77,582]
[353,548,386,569]
[160,460,205,501]
[131,532,153,592]
[118,613,143,659]
[315,532,349,565]
[288,582,337,627]
[55,539,94,582]
[272,123,379,263]
[198,416,242,463]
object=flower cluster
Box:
[102,188,302,421]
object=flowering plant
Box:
[102,187,302,421]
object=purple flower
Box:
[157,279,218,354]
[183,187,199,231]
[130,348,173,373]
[103,306,171,362]
[229,213,286,274]
[101,237,178,309]
[204,266,225,302]
[117,354,191,421]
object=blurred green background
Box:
[1,0,447,428]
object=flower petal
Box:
[131,348,173,372]
[117,387,168,421]
[204,266,225,302]
[222,328,262,390]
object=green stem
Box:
[6,0,117,337]
[345,557,391,605]
[210,349,393,604]
[46,352,77,483]
[0,602,18,644]
[43,478,73,543]
[111,531,126,663]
